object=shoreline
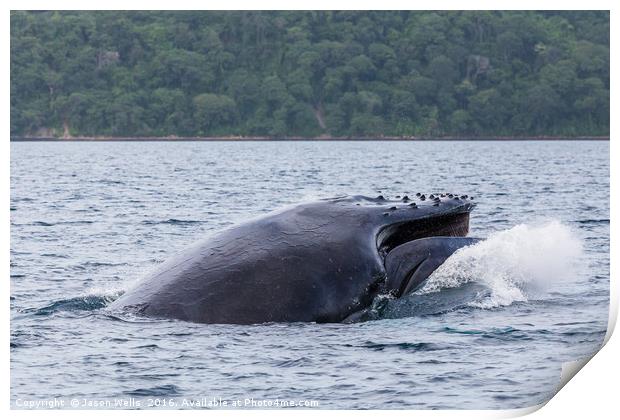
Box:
[9,135,611,142]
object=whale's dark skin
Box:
[109,194,477,324]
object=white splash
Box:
[415,221,584,309]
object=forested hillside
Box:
[10,11,609,138]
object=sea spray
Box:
[415,221,583,308]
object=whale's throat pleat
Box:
[377,212,470,257]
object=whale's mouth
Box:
[377,211,471,258]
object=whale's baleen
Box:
[110,195,477,324]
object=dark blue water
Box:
[10,141,609,409]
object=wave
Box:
[361,282,489,321]
[127,384,182,397]
[142,218,204,225]
[574,218,609,225]
[32,293,123,315]
[13,220,95,227]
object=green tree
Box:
[192,93,238,133]
[10,10,610,138]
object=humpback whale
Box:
[109,194,478,324]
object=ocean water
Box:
[10,140,609,409]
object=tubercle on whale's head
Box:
[315,194,476,258]
[331,193,477,258]
[329,194,476,220]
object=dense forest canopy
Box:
[10,11,610,138]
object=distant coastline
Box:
[10,135,610,142]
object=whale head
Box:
[325,193,477,302]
